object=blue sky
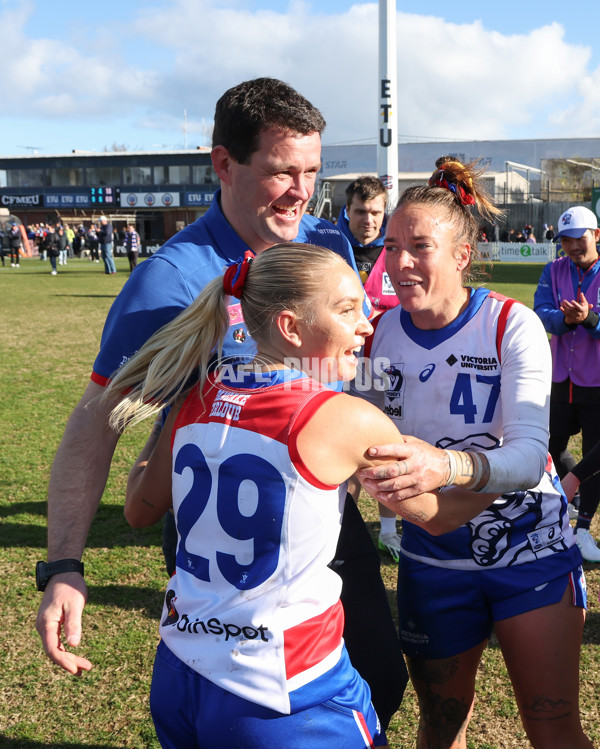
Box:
[2,0,600,156]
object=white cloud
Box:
[0,1,158,119]
[0,0,599,150]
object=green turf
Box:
[1,257,598,748]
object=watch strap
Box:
[36,558,84,591]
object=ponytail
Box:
[105,275,229,430]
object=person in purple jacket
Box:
[534,205,600,562]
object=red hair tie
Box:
[223,251,254,298]
[429,171,476,207]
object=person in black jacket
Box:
[42,226,60,275]
[0,227,7,267]
[8,224,22,267]
[57,227,70,266]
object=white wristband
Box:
[443,449,458,486]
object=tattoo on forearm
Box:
[450,451,490,491]
[456,451,474,479]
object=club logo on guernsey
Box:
[383,363,405,419]
[209,389,251,422]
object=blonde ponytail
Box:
[105,275,229,430]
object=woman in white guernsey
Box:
[357,159,592,749]
[104,243,501,749]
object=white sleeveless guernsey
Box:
[159,368,356,714]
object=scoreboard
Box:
[90,187,120,205]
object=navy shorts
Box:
[397,549,586,660]
[150,640,385,748]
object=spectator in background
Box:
[98,215,117,274]
[337,177,399,313]
[534,205,600,562]
[337,175,402,562]
[124,223,140,273]
[57,227,70,266]
[337,176,388,284]
[73,225,86,258]
[65,224,75,257]
[0,225,7,267]
[545,224,556,241]
[42,225,60,276]
[36,224,48,260]
[561,440,600,504]
[88,223,100,263]
[9,224,22,267]
[526,228,537,244]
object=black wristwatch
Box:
[36,559,85,592]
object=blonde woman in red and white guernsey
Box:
[104,243,500,749]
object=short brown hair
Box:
[212,78,326,165]
[345,176,387,208]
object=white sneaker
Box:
[568,503,579,521]
[51,270,57,275]
[575,528,600,562]
[378,531,402,563]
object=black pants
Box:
[331,496,408,728]
[127,250,138,273]
[162,497,407,730]
[549,397,600,523]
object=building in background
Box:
[4,136,600,251]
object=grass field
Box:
[1,257,598,748]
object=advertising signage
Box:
[120,191,180,208]
[45,193,91,208]
[497,243,556,263]
[184,191,216,206]
[1,193,43,208]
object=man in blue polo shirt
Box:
[35,77,407,733]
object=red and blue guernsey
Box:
[160,367,357,714]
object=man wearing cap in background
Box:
[534,205,600,561]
